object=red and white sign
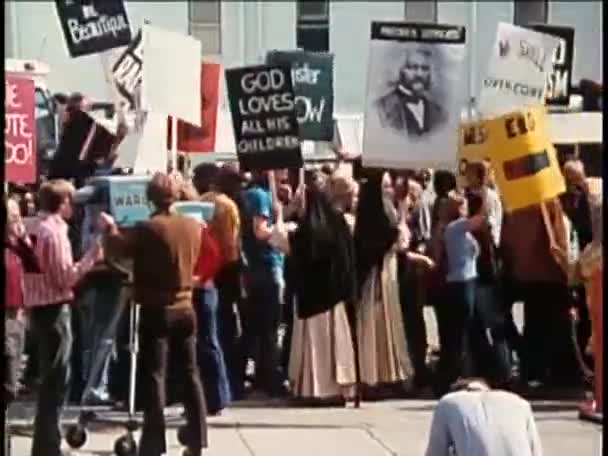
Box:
[5,76,37,183]
[167,62,221,153]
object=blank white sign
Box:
[142,24,202,126]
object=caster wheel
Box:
[66,425,87,449]
[114,434,137,456]
[177,424,190,446]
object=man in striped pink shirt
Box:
[23,179,102,456]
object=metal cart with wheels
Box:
[65,294,141,456]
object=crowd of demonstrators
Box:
[4,141,602,454]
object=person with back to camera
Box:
[376,46,447,137]
[425,377,543,456]
[98,172,208,456]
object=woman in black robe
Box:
[287,185,358,405]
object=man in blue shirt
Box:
[240,169,287,397]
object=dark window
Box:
[296,0,329,52]
[404,1,437,23]
[189,0,221,55]
[513,0,548,26]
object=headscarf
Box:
[353,171,399,296]
[290,187,357,319]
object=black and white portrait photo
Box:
[363,22,467,170]
[376,45,446,137]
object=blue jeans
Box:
[78,279,125,403]
[193,287,232,413]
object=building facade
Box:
[5,1,602,156]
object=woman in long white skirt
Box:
[285,183,358,405]
[354,171,414,395]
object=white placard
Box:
[362,22,467,170]
[478,22,560,117]
[114,111,168,174]
[141,24,201,126]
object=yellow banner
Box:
[457,105,565,211]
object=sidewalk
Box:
[7,399,602,455]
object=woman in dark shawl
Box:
[287,184,358,405]
[353,170,414,393]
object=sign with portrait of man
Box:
[362,22,467,170]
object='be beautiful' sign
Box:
[225,64,303,171]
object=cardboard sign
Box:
[5,76,37,183]
[167,62,221,153]
[142,24,201,126]
[527,24,575,107]
[108,176,152,226]
[362,22,467,170]
[225,64,303,171]
[111,29,143,111]
[460,105,565,211]
[479,23,560,116]
[54,0,132,58]
[115,110,168,174]
[266,50,334,141]
[49,110,117,181]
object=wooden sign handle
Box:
[268,170,283,224]
[540,201,556,248]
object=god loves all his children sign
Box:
[266,50,334,141]
[5,76,37,183]
[225,64,303,171]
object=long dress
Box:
[357,248,414,386]
[288,302,356,399]
[288,211,357,400]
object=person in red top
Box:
[192,217,232,415]
[4,198,40,408]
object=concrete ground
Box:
[6,398,602,456]
[8,304,601,455]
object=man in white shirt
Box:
[425,378,543,456]
[376,46,446,137]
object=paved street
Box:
[7,398,602,456]
[7,304,602,455]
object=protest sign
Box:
[459,105,565,212]
[111,29,143,111]
[142,24,201,126]
[167,62,221,153]
[478,22,560,116]
[527,24,575,107]
[49,110,117,181]
[108,175,152,227]
[362,22,467,170]
[54,0,132,58]
[115,110,168,175]
[225,64,303,171]
[266,50,334,141]
[5,76,37,183]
